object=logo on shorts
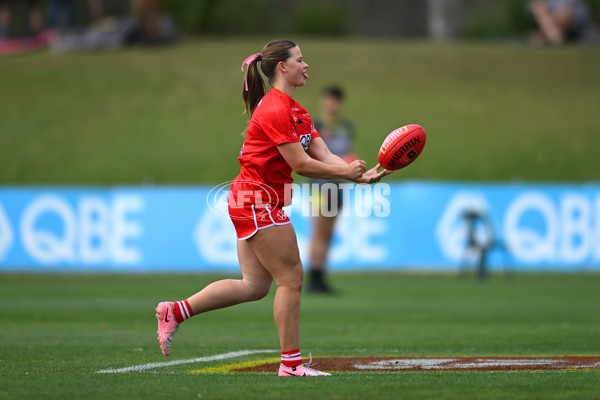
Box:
[276,209,287,221]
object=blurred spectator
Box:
[131,0,161,43]
[0,0,50,55]
[0,0,44,39]
[307,86,357,294]
[52,0,177,53]
[528,0,592,44]
[48,0,103,33]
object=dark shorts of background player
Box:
[311,179,344,215]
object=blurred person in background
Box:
[0,1,8,40]
[0,0,43,40]
[51,0,177,53]
[307,86,357,294]
[0,0,49,55]
[48,0,103,33]
[528,0,592,44]
[130,0,162,44]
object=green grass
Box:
[2,38,599,399]
[1,38,599,184]
[1,272,600,399]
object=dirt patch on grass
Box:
[236,356,600,373]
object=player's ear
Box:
[277,61,287,73]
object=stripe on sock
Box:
[173,300,193,324]
[281,352,301,360]
[281,349,303,367]
[180,301,190,319]
[181,300,192,320]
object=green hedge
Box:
[163,0,347,36]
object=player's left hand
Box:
[355,163,394,184]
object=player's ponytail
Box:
[241,55,265,117]
[241,39,297,117]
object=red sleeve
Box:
[310,121,320,139]
[260,100,299,146]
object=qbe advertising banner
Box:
[0,182,599,272]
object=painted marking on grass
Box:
[191,357,281,374]
[96,349,278,374]
[229,356,600,373]
[353,358,592,370]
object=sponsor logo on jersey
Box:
[299,134,311,151]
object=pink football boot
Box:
[155,301,179,356]
[278,354,331,376]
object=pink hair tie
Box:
[241,53,261,91]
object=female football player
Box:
[156,39,392,376]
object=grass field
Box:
[1,38,600,184]
[2,38,599,399]
[1,272,600,399]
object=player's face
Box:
[283,46,309,87]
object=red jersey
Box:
[230,88,319,207]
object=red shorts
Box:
[228,203,291,240]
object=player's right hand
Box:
[355,163,394,184]
[346,160,367,181]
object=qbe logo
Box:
[436,191,600,265]
[0,194,144,265]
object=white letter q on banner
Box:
[0,202,14,262]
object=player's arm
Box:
[278,141,366,181]
[304,136,393,184]
[306,136,348,167]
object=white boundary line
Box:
[96,349,278,374]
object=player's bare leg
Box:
[247,224,303,351]
[186,240,273,313]
[156,236,272,356]
[247,224,329,376]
